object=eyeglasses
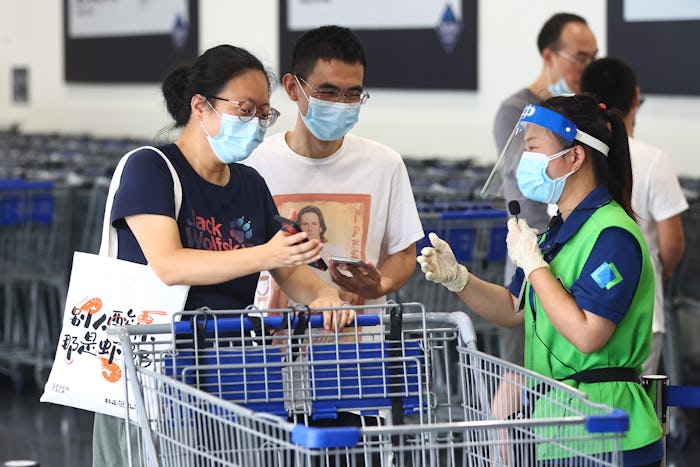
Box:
[208,96,280,128]
[556,50,595,68]
[296,75,370,105]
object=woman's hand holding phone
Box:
[273,215,328,271]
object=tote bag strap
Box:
[98,146,182,259]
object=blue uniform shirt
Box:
[508,185,642,324]
[111,144,279,311]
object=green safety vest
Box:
[524,200,662,454]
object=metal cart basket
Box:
[110,302,628,466]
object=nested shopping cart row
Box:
[0,181,76,388]
[111,302,628,466]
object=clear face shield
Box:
[480,104,609,208]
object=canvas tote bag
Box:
[41,146,189,418]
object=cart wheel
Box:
[667,409,689,451]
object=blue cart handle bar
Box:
[172,313,381,335]
[439,209,507,220]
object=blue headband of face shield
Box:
[518,104,610,156]
[479,104,610,206]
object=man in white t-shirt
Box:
[244,25,423,308]
[581,57,688,375]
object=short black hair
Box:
[580,57,637,115]
[537,13,588,53]
[291,25,367,79]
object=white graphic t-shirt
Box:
[243,132,424,308]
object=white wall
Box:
[1,1,699,175]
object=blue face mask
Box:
[548,78,573,97]
[516,148,576,203]
[201,107,266,163]
[300,95,361,142]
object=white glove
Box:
[506,218,549,279]
[416,232,469,292]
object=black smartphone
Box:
[273,215,328,271]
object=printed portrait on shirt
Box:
[254,193,371,310]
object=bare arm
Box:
[527,268,615,353]
[455,274,523,328]
[656,214,685,281]
[271,265,339,307]
[125,214,324,286]
[376,244,417,295]
[328,243,417,300]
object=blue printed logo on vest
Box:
[591,261,623,290]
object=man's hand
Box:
[328,261,382,300]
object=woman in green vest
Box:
[417,94,662,466]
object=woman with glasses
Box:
[419,95,663,466]
[92,44,349,466]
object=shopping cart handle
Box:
[291,425,360,448]
[173,313,380,335]
[440,209,507,220]
[585,408,629,434]
[267,313,380,329]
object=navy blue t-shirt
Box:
[111,144,279,310]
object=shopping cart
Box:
[110,302,628,466]
[0,180,74,389]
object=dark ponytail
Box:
[161,44,270,128]
[161,65,192,127]
[602,110,634,218]
[543,94,634,219]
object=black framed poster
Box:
[279,0,478,90]
[608,1,700,95]
[64,0,199,83]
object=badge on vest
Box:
[591,261,623,290]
